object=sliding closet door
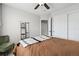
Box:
[53,14,67,39]
[69,12,79,41]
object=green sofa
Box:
[0,35,14,56]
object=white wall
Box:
[2,4,40,43]
[40,14,50,20]
[0,4,2,35]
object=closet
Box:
[53,14,67,39]
[68,12,79,41]
[52,11,79,41]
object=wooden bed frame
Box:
[13,37,79,56]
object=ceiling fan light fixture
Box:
[34,3,50,10]
[39,3,44,6]
[44,3,50,9]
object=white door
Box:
[53,14,67,39]
[69,12,79,41]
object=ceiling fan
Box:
[34,3,50,10]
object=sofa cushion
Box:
[0,36,9,45]
[0,42,14,52]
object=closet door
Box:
[53,14,67,39]
[69,12,79,41]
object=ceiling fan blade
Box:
[34,4,40,9]
[44,3,50,9]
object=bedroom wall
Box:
[2,4,40,43]
[0,4,2,35]
[52,4,79,41]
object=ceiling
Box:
[4,3,76,16]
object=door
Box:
[53,14,67,39]
[41,20,48,35]
[69,12,79,41]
